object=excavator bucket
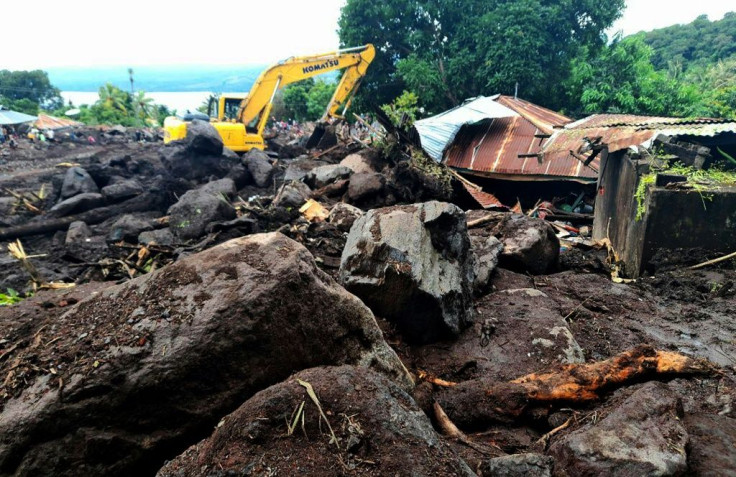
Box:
[305,122,337,150]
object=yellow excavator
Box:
[163,44,375,152]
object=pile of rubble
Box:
[0,121,733,476]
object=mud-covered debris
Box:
[0,233,411,476]
[157,366,472,477]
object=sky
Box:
[3,0,733,69]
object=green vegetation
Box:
[339,0,625,113]
[52,83,172,127]
[641,13,736,71]
[271,79,337,122]
[380,90,420,128]
[0,70,62,114]
[635,162,736,221]
[0,288,23,306]
[339,2,735,119]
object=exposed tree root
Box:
[436,345,717,430]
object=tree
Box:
[567,35,701,116]
[338,0,625,113]
[0,69,62,110]
[132,90,155,123]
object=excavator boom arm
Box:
[238,44,375,136]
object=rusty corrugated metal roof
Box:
[541,114,736,168]
[495,95,570,134]
[568,114,733,129]
[35,114,83,130]
[445,116,597,181]
[461,181,508,209]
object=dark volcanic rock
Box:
[272,181,311,208]
[108,214,154,243]
[549,382,688,476]
[167,186,237,241]
[339,201,474,344]
[469,212,559,275]
[49,192,104,217]
[0,233,411,477]
[60,167,99,199]
[138,228,175,246]
[158,366,472,477]
[243,149,275,188]
[65,221,92,244]
[185,120,223,156]
[100,179,144,202]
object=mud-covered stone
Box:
[244,149,275,188]
[273,181,311,208]
[49,192,104,217]
[0,233,411,477]
[100,179,143,202]
[549,382,688,476]
[157,366,471,477]
[304,164,353,188]
[65,221,92,244]
[108,214,154,242]
[684,413,736,477]
[480,453,553,477]
[167,186,236,241]
[339,201,474,344]
[347,172,385,205]
[138,228,175,246]
[328,203,363,232]
[60,167,99,199]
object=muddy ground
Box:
[0,134,734,476]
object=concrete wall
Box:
[594,151,736,277]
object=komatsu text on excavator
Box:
[163,44,375,152]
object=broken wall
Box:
[594,151,736,277]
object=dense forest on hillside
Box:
[642,13,736,71]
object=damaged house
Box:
[414,95,599,208]
[540,114,736,277]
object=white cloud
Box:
[609,0,732,37]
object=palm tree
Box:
[98,83,129,115]
[133,90,154,122]
[128,68,135,94]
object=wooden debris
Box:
[437,345,717,430]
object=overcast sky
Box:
[3,0,733,69]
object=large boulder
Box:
[340,152,378,174]
[549,382,689,476]
[49,192,104,217]
[243,149,275,188]
[167,185,237,241]
[469,212,559,274]
[339,201,474,344]
[60,167,99,200]
[0,233,411,476]
[471,235,504,296]
[158,366,472,477]
[185,120,223,156]
[304,164,353,189]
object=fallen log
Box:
[0,192,166,241]
[436,345,716,430]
